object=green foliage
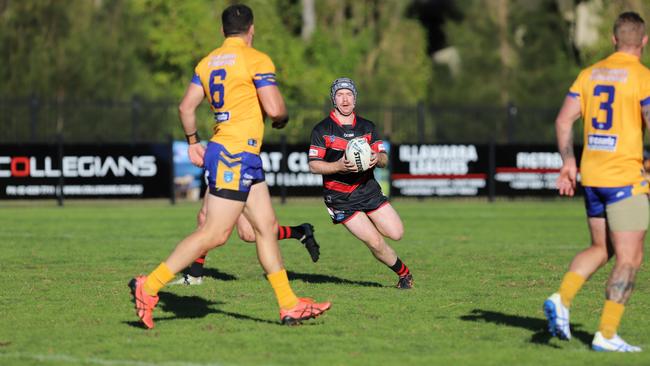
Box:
[0,0,148,99]
[434,2,506,105]
[509,1,580,107]
[432,0,650,108]
[6,1,650,142]
[138,0,226,98]
[356,1,432,105]
[0,0,432,107]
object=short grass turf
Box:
[0,198,649,365]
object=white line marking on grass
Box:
[0,352,226,366]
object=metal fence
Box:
[1,96,565,145]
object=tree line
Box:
[1,0,649,125]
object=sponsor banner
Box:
[390,144,489,197]
[261,144,323,196]
[373,141,391,194]
[173,141,205,201]
[0,143,171,199]
[174,142,387,198]
[172,142,324,199]
[494,145,583,196]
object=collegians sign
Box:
[0,144,171,199]
[0,155,157,178]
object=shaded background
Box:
[2,0,648,144]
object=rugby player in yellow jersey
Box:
[544,11,650,352]
[129,4,330,328]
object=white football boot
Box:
[592,331,642,352]
[543,293,571,340]
[169,274,203,286]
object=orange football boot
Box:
[128,275,159,329]
[280,297,331,325]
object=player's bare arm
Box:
[309,158,358,175]
[257,85,288,129]
[179,83,207,167]
[555,95,581,196]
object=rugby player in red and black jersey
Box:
[308,78,413,289]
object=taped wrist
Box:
[185,131,200,144]
[274,116,289,125]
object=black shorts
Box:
[325,194,389,224]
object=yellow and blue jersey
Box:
[568,52,650,190]
[192,37,277,155]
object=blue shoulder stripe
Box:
[641,96,650,106]
[191,74,202,86]
[567,92,579,99]
[253,73,277,88]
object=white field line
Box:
[0,352,229,366]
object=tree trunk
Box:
[301,0,316,41]
[497,0,512,105]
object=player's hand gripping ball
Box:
[345,137,372,172]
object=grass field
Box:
[1,198,649,365]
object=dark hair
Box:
[222,4,254,36]
[613,12,645,48]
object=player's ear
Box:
[247,24,255,46]
[611,34,617,48]
[642,34,648,48]
[221,26,225,37]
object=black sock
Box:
[189,255,206,277]
[389,257,411,278]
[278,225,305,240]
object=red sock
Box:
[277,225,305,240]
[389,258,411,278]
[277,225,291,240]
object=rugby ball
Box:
[345,137,372,172]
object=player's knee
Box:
[270,219,279,236]
[386,226,404,241]
[588,239,610,263]
[196,227,229,250]
[616,254,643,269]
[196,214,206,228]
[379,219,403,241]
[260,219,279,240]
[237,228,256,243]
[206,233,229,249]
[196,209,207,228]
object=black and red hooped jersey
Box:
[308,111,387,206]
